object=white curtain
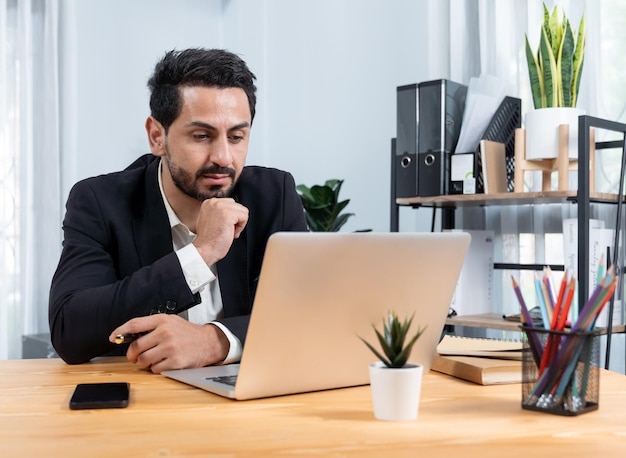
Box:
[426,0,609,279]
[0,0,61,359]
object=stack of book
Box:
[431,335,523,385]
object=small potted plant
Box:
[359,311,426,421]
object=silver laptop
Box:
[162,231,471,400]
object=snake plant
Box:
[525,3,585,109]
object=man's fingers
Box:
[108,315,162,343]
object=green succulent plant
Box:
[296,179,354,232]
[524,3,585,109]
[359,311,426,368]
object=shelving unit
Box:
[398,189,626,332]
[391,115,626,339]
[445,313,626,334]
[397,189,620,208]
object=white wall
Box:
[59,0,431,232]
[60,0,224,195]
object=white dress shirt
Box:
[158,160,242,364]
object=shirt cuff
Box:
[211,321,243,364]
[175,243,214,293]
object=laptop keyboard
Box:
[206,375,238,386]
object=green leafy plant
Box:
[296,179,354,232]
[524,3,585,109]
[359,311,427,368]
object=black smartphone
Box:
[69,382,130,410]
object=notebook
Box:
[436,335,523,360]
[162,231,471,400]
[431,354,522,385]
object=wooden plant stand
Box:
[514,124,596,192]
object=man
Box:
[49,48,307,373]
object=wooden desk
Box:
[2,358,626,456]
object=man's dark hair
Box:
[147,48,257,131]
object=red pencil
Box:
[550,272,568,329]
[556,276,576,331]
[538,275,576,376]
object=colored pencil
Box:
[543,267,557,308]
[534,272,550,328]
[595,253,605,286]
[540,275,554,323]
[519,266,619,409]
[557,276,576,331]
[511,276,542,365]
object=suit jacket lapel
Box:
[133,157,173,266]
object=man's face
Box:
[155,86,251,200]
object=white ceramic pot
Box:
[525,107,585,160]
[368,362,423,421]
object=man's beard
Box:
[164,147,237,201]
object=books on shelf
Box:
[431,335,523,385]
[590,228,623,327]
[562,218,624,325]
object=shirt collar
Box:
[158,158,185,230]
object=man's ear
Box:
[146,116,166,157]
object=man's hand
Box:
[109,314,230,373]
[193,198,248,266]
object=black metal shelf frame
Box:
[391,115,626,370]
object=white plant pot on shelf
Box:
[525,107,585,160]
[368,362,423,421]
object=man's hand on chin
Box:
[109,314,230,373]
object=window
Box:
[0,0,60,359]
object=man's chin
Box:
[197,185,234,200]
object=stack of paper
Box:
[454,74,508,154]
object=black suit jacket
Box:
[49,154,307,364]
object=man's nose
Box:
[209,137,233,166]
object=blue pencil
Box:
[543,266,557,308]
[534,272,550,328]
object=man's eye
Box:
[193,134,209,140]
[229,135,244,142]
